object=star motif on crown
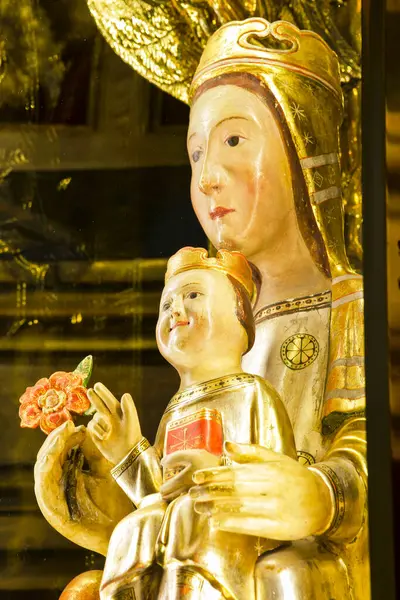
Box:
[326,214,334,225]
[326,238,337,251]
[324,205,337,219]
[302,132,314,147]
[304,81,316,96]
[290,102,306,121]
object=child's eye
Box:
[162,301,171,311]
[192,150,202,163]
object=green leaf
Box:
[84,404,96,416]
[73,355,93,388]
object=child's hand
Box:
[160,449,220,501]
[87,382,142,465]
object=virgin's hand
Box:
[189,442,334,541]
[87,382,142,465]
[160,449,220,502]
[34,420,133,555]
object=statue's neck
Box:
[250,233,331,310]
[177,359,244,392]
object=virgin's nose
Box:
[198,153,227,196]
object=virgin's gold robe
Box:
[243,278,368,600]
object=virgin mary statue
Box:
[184,17,367,599]
[34,18,367,600]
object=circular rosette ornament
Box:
[19,356,93,435]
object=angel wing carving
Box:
[87,0,360,104]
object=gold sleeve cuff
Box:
[111,438,163,507]
[309,457,366,543]
[309,463,345,537]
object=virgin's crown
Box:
[190,18,342,103]
[165,247,255,300]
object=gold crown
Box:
[165,247,255,300]
[190,18,342,103]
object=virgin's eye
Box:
[187,291,201,300]
[162,301,171,311]
[226,135,240,147]
[192,150,202,163]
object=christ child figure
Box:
[88,247,296,600]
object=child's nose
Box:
[171,295,185,317]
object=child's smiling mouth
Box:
[170,320,190,332]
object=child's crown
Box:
[165,247,255,300]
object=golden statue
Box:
[86,0,362,262]
[33,18,367,600]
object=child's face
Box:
[156,268,247,371]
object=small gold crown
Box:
[165,247,255,300]
[190,18,342,103]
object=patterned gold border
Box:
[254,290,331,324]
[297,450,316,465]
[310,463,345,535]
[165,373,256,413]
[166,408,222,431]
[111,437,151,480]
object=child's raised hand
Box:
[160,449,220,501]
[87,382,142,465]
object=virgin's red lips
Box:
[170,321,189,331]
[210,207,235,220]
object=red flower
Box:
[19,371,90,435]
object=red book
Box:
[163,408,224,481]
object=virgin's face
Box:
[188,85,295,260]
